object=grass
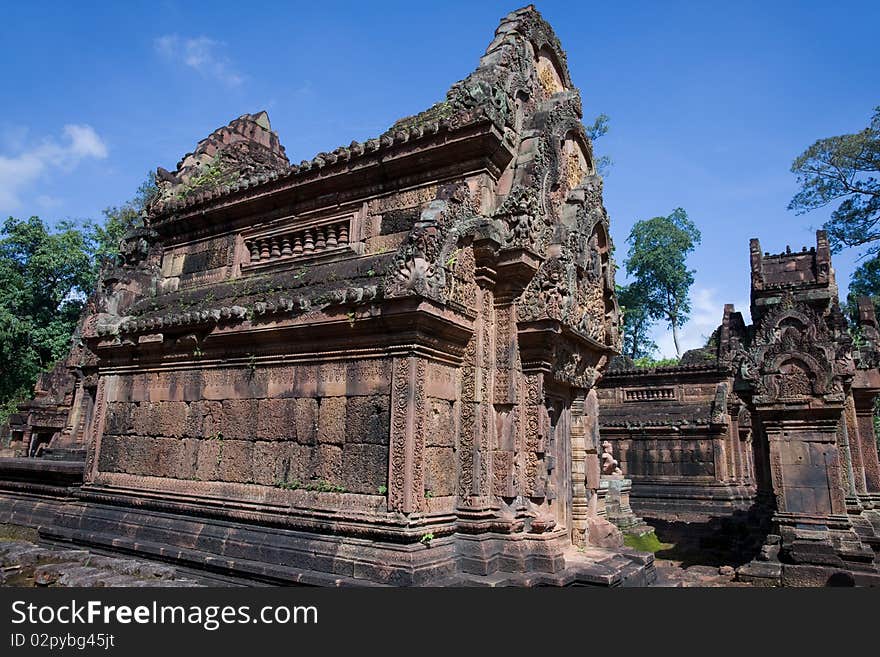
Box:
[275,479,347,493]
[0,523,39,542]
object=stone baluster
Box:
[259,239,270,261]
[326,224,338,248]
[303,229,315,253]
[270,236,281,259]
[292,232,303,255]
[338,223,349,245]
[248,240,260,263]
[315,226,326,251]
[281,236,292,257]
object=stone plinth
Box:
[598,476,652,536]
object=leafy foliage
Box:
[86,174,157,266]
[0,217,96,421]
[789,107,880,255]
[616,282,657,359]
[586,113,612,176]
[624,208,701,357]
[844,255,880,325]
[0,175,157,426]
[632,356,680,368]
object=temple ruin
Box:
[601,232,880,585]
[1,5,879,587]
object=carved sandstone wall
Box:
[8,7,656,586]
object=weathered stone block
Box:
[294,398,318,445]
[154,437,184,478]
[310,444,342,483]
[275,442,313,484]
[318,397,346,445]
[218,440,254,483]
[344,395,389,445]
[256,398,297,441]
[130,404,156,436]
[341,444,388,493]
[195,439,222,481]
[219,399,259,440]
[129,437,158,476]
[252,441,278,485]
[426,398,455,447]
[97,434,122,472]
[155,402,188,438]
[105,403,131,435]
[178,438,199,480]
[184,400,222,438]
[424,446,455,496]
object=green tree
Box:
[586,113,612,176]
[0,217,96,422]
[617,282,657,359]
[789,106,880,254]
[87,173,157,265]
[624,208,702,358]
[0,175,157,425]
[844,256,880,324]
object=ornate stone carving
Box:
[601,440,622,476]
[153,111,289,207]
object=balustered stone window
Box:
[241,215,353,271]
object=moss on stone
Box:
[623,531,672,553]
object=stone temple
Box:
[1,5,879,587]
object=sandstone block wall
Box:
[97,362,405,495]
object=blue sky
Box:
[2,1,878,356]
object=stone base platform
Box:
[38,500,655,587]
[626,481,757,523]
[737,561,880,587]
[0,458,84,530]
[441,547,655,587]
[0,486,655,587]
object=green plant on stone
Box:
[420,533,435,546]
[378,485,388,495]
[276,479,346,493]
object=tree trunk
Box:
[672,323,681,358]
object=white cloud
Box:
[0,124,108,213]
[63,124,108,159]
[154,34,243,87]
[651,287,750,359]
[36,195,63,209]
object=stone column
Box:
[844,394,868,495]
[853,390,880,494]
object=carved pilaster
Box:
[85,376,110,484]
[387,356,427,514]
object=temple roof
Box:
[147,5,573,221]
